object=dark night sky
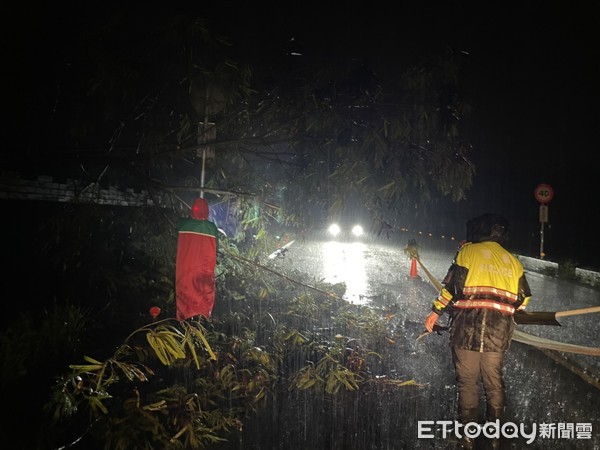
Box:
[3,1,599,267]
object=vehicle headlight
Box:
[328,224,341,237]
[351,225,364,237]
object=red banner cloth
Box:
[176,199,219,320]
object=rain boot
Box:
[458,408,478,449]
[485,406,504,449]
[485,406,504,423]
[460,406,479,423]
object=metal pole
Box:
[540,221,545,259]
[200,86,211,199]
[200,147,206,199]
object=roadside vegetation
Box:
[1,8,477,449]
[1,203,422,449]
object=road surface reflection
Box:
[321,240,368,304]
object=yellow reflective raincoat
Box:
[432,241,532,352]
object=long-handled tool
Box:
[405,239,600,326]
[514,306,600,326]
[408,240,600,355]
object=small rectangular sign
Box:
[539,205,548,223]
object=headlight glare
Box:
[351,225,364,237]
[328,224,341,237]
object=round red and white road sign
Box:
[534,183,554,204]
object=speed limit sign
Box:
[534,183,554,204]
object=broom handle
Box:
[416,258,443,291]
[556,306,600,318]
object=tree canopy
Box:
[6,8,475,240]
[2,7,480,448]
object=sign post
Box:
[534,183,554,259]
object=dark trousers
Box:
[451,347,505,422]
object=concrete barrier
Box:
[518,255,600,288]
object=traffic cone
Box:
[410,258,418,278]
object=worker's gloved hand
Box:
[425,311,439,332]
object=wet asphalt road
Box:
[269,233,600,449]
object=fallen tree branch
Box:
[222,247,341,300]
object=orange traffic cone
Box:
[410,258,418,278]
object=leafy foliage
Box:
[247,50,474,227]
[43,256,420,449]
[2,188,423,450]
[10,9,475,243]
[3,8,478,448]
